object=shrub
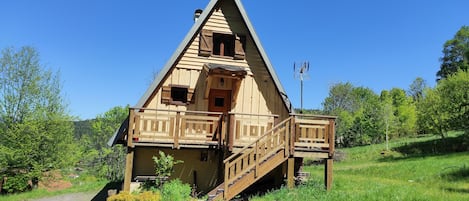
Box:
[107,191,161,201]
[161,179,191,201]
[152,151,182,187]
[1,173,31,193]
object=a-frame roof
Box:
[108,0,293,146]
[136,0,292,111]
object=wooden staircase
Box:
[207,117,293,201]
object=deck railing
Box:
[128,108,223,148]
[291,114,336,156]
[228,112,278,149]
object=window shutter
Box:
[199,29,213,57]
[187,88,195,103]
[161,86,171,104]
[234,34,245,60]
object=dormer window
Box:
[199,29,245,60]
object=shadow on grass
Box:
[444,187,469,194]
[440,165,469,182]
[91,181,121,201]
[379,134,469,162]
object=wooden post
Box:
[228,113,235,151]
[123,147,134,191]
[290,116,296,155]
[224,162,229,199]
[325,158,333,191]
[174,111,180,149]
[328,119,335,157]
[287,157,295,189]
[123,109,135,191]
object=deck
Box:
[126,108,335,158]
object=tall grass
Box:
[251,133,469,201]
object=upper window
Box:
[199,29,246,60]
[213,33,235,57]
[161,85,195,105]
[171,87,188,104]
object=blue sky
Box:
[1,0,468,120]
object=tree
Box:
[323,82,355,115]
[407,77,428,103]
[0,46,76,193]
[389,88,417,137]
[380,90,396,151]
[436,26,469,81]
[81,106,128,181]
[418,70,469,137]
[436,70,469,133]
[323,83,385,147]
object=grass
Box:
[1,176,108,201]
[251,133,469,201]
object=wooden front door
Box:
[208,89,232,114]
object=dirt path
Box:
[29,191,100,201]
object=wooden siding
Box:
[133,147,221,193]
[143,1,289,138]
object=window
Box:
[199,29,245,60]
[171,87,188,103]
[214,97,225,107]
[213,33,235,57]
[161,85,195,105]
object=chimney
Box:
[194,9,203,22]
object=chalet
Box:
[108,0,336,200]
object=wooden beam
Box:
[293,151,328,158]
[325,158,333,191]
[123,147,134,191]
[287,157,295,189]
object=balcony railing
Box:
[126,108,336,155]
[128,108,223,148]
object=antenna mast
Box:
[294,61,310,113]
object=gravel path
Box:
[29,191,101,201]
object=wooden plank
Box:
[295,142,329,148]
[295,119,330,125]
[293,151,329,158]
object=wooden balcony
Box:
[128,108,223,149]
[126,108,335,157]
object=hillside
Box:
[252,133,469,201]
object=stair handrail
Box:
[223,116,293,163]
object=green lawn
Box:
[252,133,469,201]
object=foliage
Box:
[418,71,469,137]
[389,88,417,137]
[407,77,428,103]
[323,83,386,147]
[80,106,128,181]
[152,151,182,187]
[0,46,76,193]
[437,26,469,81]
[160,179,191,201]
[323,82,420,148]
[107,191,161,201]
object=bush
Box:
[161,179,191,201]
[1,173,31,193]
[107,191,161,201]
